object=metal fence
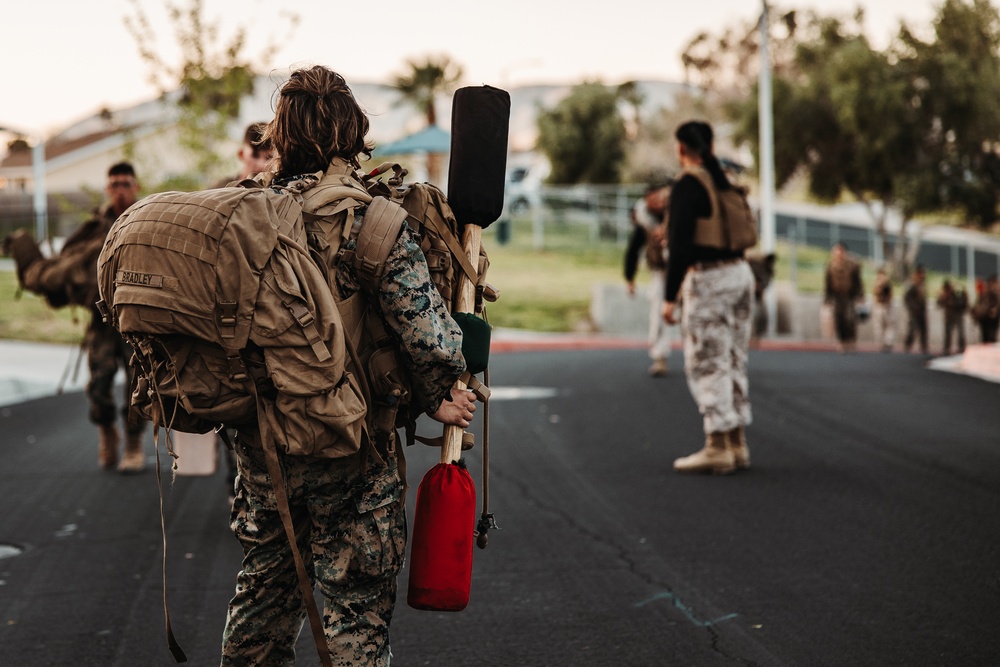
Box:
[775,211,1000,282]
[489,184,1000,285]
[496,184,646,249]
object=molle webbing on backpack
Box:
[97,186,367,459]
[104,188,280,351]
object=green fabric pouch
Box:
[452,312,491,375]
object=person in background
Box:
[903,265,929,354]
[872,266,895,352]
[972,274,1000,343]
[3,163,147,473]
[936,279,967,356]
[624,180,674,377]
[747,252,776,345]
[662,120,755,476]
[214,121,275,187]
[823,242,864,353]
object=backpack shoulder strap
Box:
[340,196,408,293]
[301,177,373,218]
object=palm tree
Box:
[616,80,645,140]
[392,55,464,182]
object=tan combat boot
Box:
[118,430,147,474]
[727,426,751,470]
[673,432,737,475]
[98,424,120,470]
[648,358,668,378]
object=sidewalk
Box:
[0,339,89,407]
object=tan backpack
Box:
[685,166,758,252]
[97,163,495,457]
[97,184,368,459]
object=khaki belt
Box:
[690,257,744,272]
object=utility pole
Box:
[0,125,47,244]
[758,1,778,337]
[31,141,47,244]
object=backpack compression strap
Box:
[250,382,335,667]
[339,196,409,294]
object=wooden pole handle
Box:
[441,224,482,464]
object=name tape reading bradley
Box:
[117,270,164,287]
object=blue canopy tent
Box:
[372,125,451,186]
[374,125,451,156]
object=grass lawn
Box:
[0,271,89,344]
[0,215,970,344]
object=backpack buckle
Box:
[226,354,248,382]
[218,301,238,340]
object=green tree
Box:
[681,6,802,99]
[124,0,298,189]
[731,16,923,274]
[536,82,627,184]
[896,0,1000,229]
[393,54,464,127]
[702,2,1000,278]
[392,54,463,183]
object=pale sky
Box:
[2,0,939,139]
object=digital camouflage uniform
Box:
[872,272,895,351]
[904,279,929,354]
[221,167,465,667]
[21,204,143,438]
[824,255,863,346]
[680,261,755,434]
[937,284,967,355]
[624,193,674,363]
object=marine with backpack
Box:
[3,162,149,473]
[97,67,497,666]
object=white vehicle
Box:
[505,156,550,215]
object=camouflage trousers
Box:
[86,317,143,435]
[831,294,858,343]
[872,302,895,349]
[646,268,677,361]
[680,260,754,435]
[221,431,406,667]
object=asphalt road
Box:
[1,347,998,667]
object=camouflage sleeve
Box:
[375,226,466,414]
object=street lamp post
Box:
[31,142,47,244]
[758,1,778,337]
[0,126,47,244]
